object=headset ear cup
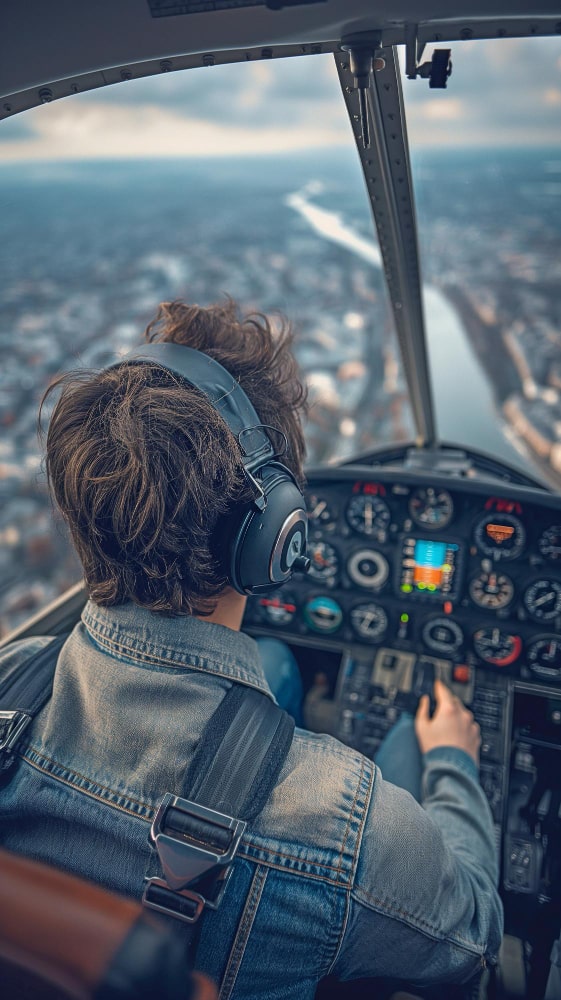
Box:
[230,467,307,595]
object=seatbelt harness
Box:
[0,634,294,927]
[143,682,294,924]
[0,634,67,774]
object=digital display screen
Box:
[399,537,460,598]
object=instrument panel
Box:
[244,466,561,926]
[244,469,561,686]
[244,466,561,918]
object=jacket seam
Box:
[328,760,375,974]
[21,745,153,811]
[351,758,375,871]
[236,851,348,887]
[240,842,345,875]
[17,751,353,886]
[219,865,268,1000]
[337,753,366,869]
[18,752,154,822]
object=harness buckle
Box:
[142,793,246,922]
[0,711,32,754]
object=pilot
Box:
[0,299,502,997]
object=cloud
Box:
[0,116,36,141]
[0,97,349,160]
[71,54,343,127]
[1,38,561,159]
[402,37,561,143]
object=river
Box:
[286,191,528,473]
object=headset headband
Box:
[116,344,276,507]
[109,341,308,594]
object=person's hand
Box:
[415,679,481,765]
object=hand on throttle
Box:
[415,679,481,765]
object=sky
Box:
[1,37,561,161]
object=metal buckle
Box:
[0,711,32,754]
[142,863,235,924]
[142,878,206,925]
[150,793,246,891]
[143,793,246,922]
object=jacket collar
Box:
[81,599,273,698]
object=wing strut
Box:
[335,45,436,448]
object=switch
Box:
[381,653,398,670]
[453,664,471,684]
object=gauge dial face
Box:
[523,579,561,621]
[307,541,339,584]
[350,603,388,641]
[347,549,389,590]
[259,593,297,626]
[473,627,522,666]
[303,596,343,634]
[527,636,561,680]
[422,617,464,654]
[409,487,454,530]
[346,494,390,538]
[473,513,525,560]
[538,526,561,561]
[307,494,337,534]
[469,569,514,610]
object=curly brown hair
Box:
[40,300,307,615]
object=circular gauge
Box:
[422,617,464,654]
[473,627,522,666]
[307,541,339,584]
[473,513,525,560]
[469,567,514,610]
[523,579,561,621]
[346,494,391,538]
[350,602,388,641]
[303,595,343,634]
[527,636,561,681]
[307,493,337,534]
[258,593,297,626]
[347,549,389,590]
[539,525,561,561]
[409,487,454,530]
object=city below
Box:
[1,149,560,636]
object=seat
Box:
[0,847,217,1000]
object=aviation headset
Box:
[111,343,309,595]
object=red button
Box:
[453,665,471,684]
[444,601,453,615]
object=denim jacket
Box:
[0,601,503,999]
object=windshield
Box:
[0,55,413,636]
[402,37,561,487]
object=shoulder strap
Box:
[0,633,294,930]
[143,684,294,927]
[0,634,68,774]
